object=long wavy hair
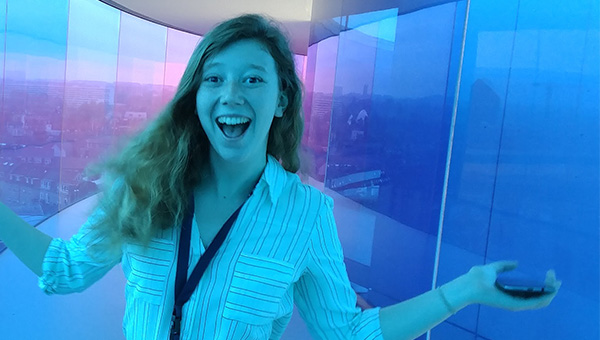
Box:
[84,14,305,258]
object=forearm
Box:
[379,274,473,340]
[0,202,53,277]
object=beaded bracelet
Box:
[437,287,457,315]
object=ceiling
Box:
[99,0,314,55]
[99,0,455,55]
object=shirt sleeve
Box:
[38,205,122,295]
[293,194,384,340]
[270,312,293,340]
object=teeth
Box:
[217,116,250,125]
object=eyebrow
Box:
[203,62,268,73]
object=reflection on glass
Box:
[327,5,457,234]
[163,29,201,107]
[60,0,121,211]
[439,0,599,339]
[114,12,168,136]
[1,0,69,227]
[304,36,339,182]
[302,4,465,318]
[0,0,203,254]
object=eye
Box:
[203,76,220,83]
[245,76,263,84]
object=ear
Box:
[275,92,288,118]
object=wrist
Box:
[437,286,457,314]
[439,274,474,312]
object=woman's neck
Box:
[200,153,266,200]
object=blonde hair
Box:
[84,14,306,258]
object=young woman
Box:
[0,14,560,340]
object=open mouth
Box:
[216,118,251,139]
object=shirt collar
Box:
[259,154,288,204]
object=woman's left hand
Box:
[465,261,561,311]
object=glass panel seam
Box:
[430,0,471,291]
[427,0,471,337]
[59,0,71,210]
[1,0,7,152]
[162,28,169,104]
[324,15,343,187]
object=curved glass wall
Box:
[0,0,300,252]
[1,0,598,339]
[305,0,598,339]
[436,1,599,339]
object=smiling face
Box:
[195,38,287,166]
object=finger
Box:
[549,279,562,291]
[545,270,555,284]
[490,260,519,273]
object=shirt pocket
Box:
[124,238,175,305]
[223,253,295,325]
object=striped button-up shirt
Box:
[39,154,384,340]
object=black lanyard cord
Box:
[170,183,256,340]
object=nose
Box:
[219,81,244,105]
